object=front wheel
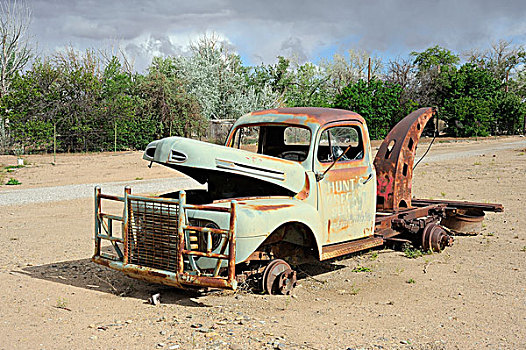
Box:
[261,259,297,295]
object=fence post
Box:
[114,121,117,153]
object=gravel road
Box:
[1,138,524,207]
[0,177,203,206]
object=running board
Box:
[321,236,384,261]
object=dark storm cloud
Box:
[28,0,526,70]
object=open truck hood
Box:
[143,137,306,194]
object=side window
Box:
[317,125,363,163]
[232,126,260,153]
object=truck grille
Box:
[127,198,180,272]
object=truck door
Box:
[314,122,376,245]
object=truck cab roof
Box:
[234,107,366,130]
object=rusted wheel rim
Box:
[421,223,433,251]
[277,269,297,295]
[262,259,296,295]
[422,223,453,252]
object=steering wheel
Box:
[277,150,307,161]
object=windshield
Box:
[230,124,311,162]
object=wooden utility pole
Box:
[367,57,371,83]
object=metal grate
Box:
[127,198,180,272]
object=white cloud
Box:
[27,0,526,71]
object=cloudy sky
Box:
[27,0,526,71]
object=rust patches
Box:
[245,204,294,211]
[329,222,350,234]
[324,166,369,182]
[213,195,290,204]
[295,173,310,200]
[250,107,364,126]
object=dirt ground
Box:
[0,137,525,350]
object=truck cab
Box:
[224,108,376,248]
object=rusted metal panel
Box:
[411,198,504,212]
[374,107,435,211]
[321,236,383,260]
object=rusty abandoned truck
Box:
[92,107,502,294]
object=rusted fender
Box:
[374,107,435,212]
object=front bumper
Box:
[92,187,238,290]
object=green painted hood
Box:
[143,137,306,194]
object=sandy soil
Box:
[0,151,178,189]
[0,137,525,349]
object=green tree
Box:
[139,57,205,139]
[411,45,460,73]
[285,62,331,107]
[410,46,460,107]
[437,63,519,136]
[333,79,404,139]
[172,34,278,120]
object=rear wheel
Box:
[421,223,453,252]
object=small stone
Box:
[157,343,165,348]
[88,324,96,329]
[149,293,161,305]
[125,320,133,324]
[89,335,97,340]
[169,345,180,350]
[160,330,166,335]
[191,323,203,329]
